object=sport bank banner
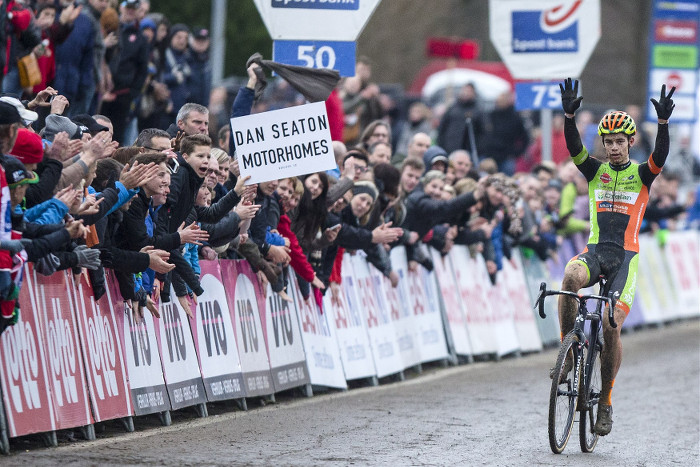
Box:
[231,102,336,184]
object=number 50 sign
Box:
[273,40,357,77]
[514,81,576,111]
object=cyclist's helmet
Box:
[598,111,636,136]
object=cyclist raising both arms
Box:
[556,79,675,436]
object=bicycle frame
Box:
[536,279,617,409]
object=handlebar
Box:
[534,281,617,328]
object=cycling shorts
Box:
[567,242,639,315]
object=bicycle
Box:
[534,277,618,454]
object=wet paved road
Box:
[5,320,699,466]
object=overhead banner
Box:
[430,248,472,357]
[350,254,403,379]
[70,271,132,423]
[111,278,170,416]
[155,296,207,411]
[30,270,93,431]
[332,253,377,381]
[489,0,601,79]
[289,273,347,389]
[0,267,55,437]
[196,261,247,401]
[220,261,274,397]
[450,246,496,356]
[501,253,543,353]
[231,102,336,185]
[260,281,310,393]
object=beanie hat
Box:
[421,170,446,187]
[140,17,156,31]
[351,181,378,202]
[169,23,190,41]
[43,114,82,142]
[10,129,43,164]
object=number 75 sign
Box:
[514,81,576,111]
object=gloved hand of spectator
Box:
[0,240,25,255]
[74,245,101,270]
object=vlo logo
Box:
[200,300,227,357]
[46,298,78,407]
[162,301,186,362]
[512,0,581,53]
[126,307,151,367]
[86,298,119,400]
[268,294,293,348]
[2,319,41,412]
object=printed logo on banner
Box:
[85,301,120,401]
[271,0,360,10]
[511,1,581,53]
[161,301,187,363]
[267,292,294,349]
[2,319,43,414]
[655,19,698,43]
[43,297,79,408]
[199,299,228,358]
[126,311,153,368]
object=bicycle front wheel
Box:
[580,336,602,452]
[548,332,581,454]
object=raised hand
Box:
[177,221,209,245]
[559,77,583,115]
[650,84,676,121]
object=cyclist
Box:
[556,78,675,436]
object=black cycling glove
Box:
[650,84,676,120]
[559,77,583,115]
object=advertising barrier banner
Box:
[501,253,542,352]
[328,252,376,381]
[450,246,494,355]
[368,257,421,370]
[391,247,448,364]
[641,235,681,320]
[196,261,246,401]
[664,231,700,317]
[31,270,93,430]
[289,273,346,389]
[111,277,170,416]
[519,252,560,346]
[70,271,132,423]
[0,266,55,437]
[155,296,207,410]
[350,254,403,379]
[220,260,274,397]
[480,254,520,357]
[261,282,310,392]
[635,236,665,324]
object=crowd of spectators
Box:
[0,0,696,333]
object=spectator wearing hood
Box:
[2,0,41,96]
[423,145,449,174]
[437,82,485,155]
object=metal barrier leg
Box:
[121,416,135,432]
[41,431,57,447]
[302,383,313,398]
[158,410,171,426]
[234,398,247,411]
[80,424,96,441]
[194,403,208,418]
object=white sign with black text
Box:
[231,102,336,184]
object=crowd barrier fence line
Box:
[0,231,697,453]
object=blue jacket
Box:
[22,198,69,225]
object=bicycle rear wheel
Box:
[548,332,581,454]
[580,336,602,452]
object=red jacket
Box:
[277,213,315,283]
